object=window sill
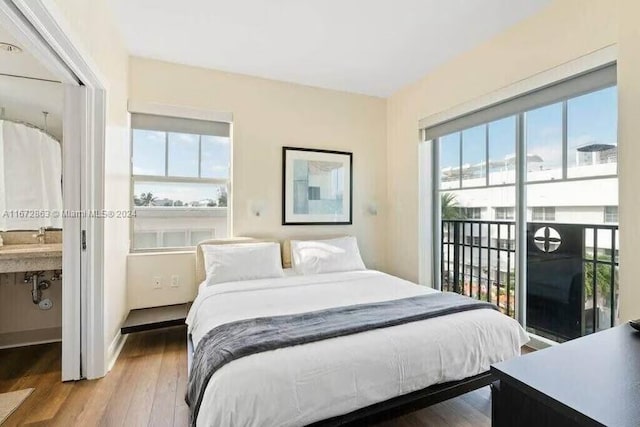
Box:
[128,249,196,256]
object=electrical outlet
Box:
[152,276,162,289]
[171,275,180,288]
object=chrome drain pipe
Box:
[24,272,50,304]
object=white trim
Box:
[128,249,195,258]
[0,338,62,350]
[418,140,433,287]
[133,175,228,185]
[13,0,106,88]
[418,44,617,129]
[61,84,83,381]
[82,86,107,379]
[10,0,108,379]
[128,100,234,123]
[107,331,127,372]
[0,0,76,84]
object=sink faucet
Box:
[33,226,46,244]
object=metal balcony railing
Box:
[441,219,619,341]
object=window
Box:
[497,239,515,250]
[439,133,461,189]
[308,186,321,200]
[495,207,515,220]
[567,87,618,178]
[462,207,483,219]
[461,125,486,187]
[532,207,556,221]
[431,67,617,190]
[604,206,618,223]
[130,113,231,251]
[430,64,619,341]
[465,236,482,246]
[525,103,563,182]
[488,116,516,185]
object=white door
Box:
[61,85,85,380]
[0,0,103,381]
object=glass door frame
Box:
[429,85,618,331]
[428,112,529,328]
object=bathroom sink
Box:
[0,243,62,273]
[0,243,62,257]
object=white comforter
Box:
[187,270,529,427]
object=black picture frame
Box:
[282,146,353,225]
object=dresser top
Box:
[492,324,640,427]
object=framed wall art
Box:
[282,147,352,225]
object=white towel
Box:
[0,120,63,230]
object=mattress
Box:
[186,270,529,427]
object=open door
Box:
[60,84,84,380]
[1,0,107,380]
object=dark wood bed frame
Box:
[187,334,494,426]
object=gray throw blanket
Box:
[187,291,498,424]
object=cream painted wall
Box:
[47,0,130,368]
[386,0,640,321]
[127,57,388,308]
[617,0,640,322]
[127,252,195,309]
[386,0,618,283]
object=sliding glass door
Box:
[430,65,619,342]
[524,86,619,341]
[439,118,517,317]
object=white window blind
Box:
[423,64,616,141]
[131,113,230,138]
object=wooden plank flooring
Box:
[0,326,499,426]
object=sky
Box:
[439,86,618,180]
[132,130,230,203]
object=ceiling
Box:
[0,76,64,140]
[0,25,63,139]
[0,25,59,81]
[109,0,551,97]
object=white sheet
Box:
[187,270,529,427]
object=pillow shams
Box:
[290,236,366,275]
[202,242,284,285]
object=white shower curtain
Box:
[0,120,63,230]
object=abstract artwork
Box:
[282,147,352,225]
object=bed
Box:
[186,238,528,427]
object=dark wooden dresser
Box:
[491,324,640,427]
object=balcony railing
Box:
[441,219,619,342]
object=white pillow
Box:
[290,237,366,275]
[201,242,284,285]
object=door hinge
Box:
[81,230,87,251]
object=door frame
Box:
[0,0,107,380]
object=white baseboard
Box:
[0,327,62,349]
[106,330,127,373]
[0,338,62,350]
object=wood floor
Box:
[0,326,495,426]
